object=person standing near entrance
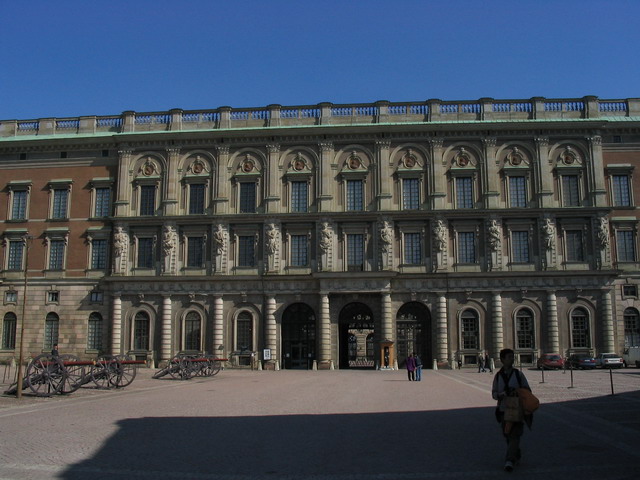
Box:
[478,352,486,373]
[485,352,493,373]
[492,348,533,473]
[405,353,416,381]
[414,353,423,381]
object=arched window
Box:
[624,307,640,346]
[236,311,253,351]
[570,307,590,348]
[2,312,17,349]
[87,312,103,350]
[184,311,202,351]
[515,308,535,349]
[44,312,59,350]
[133,311,150,351]
[461,309,479,350]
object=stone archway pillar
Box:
[161,295,172,362]
[111,293,122,355]
[319,293,331,365]
[381,292,392,341]
[547,291,559,353]
[601,289,614,352]
[435,292,449,364]
[265,296,277,361]
[491,291,504,359]
[213,295,224,354]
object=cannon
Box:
[4,353,145,397]
[153,353,226,380]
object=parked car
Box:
[566,353,596,369]
[595,353,624,368]
[536,353,565,370]
[622,346,640,368]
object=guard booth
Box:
[380,340,394,369]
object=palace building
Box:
[1,96,639,369]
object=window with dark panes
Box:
[571,308,590,348]
[11,190,28,220]
[52,188,68,219]
[290,235,308,267]
[7,241,23,270]
[2,313,17,349]
[291,181,308,213]
[347,234,364,271]
[95,188,111,217]
[565,230,584,261]
[184,311,201,351]
[189,184,205,214]
[612,175,631,206]
[562,175,580,206]
[403,232,422,265]
[238,236,255,267]
[346,180,363,211]
[236,311,253,351]
[137,238,155,268]
[402,178,420,210]
[516,309,535,349]
[457,232,476,263]
[48,240,65,270]
[91,239,107,269]
[456,177,473,208]
[624,307,640,346]
[87,312,103,350]
[509,176,527,208]
[616,230,636,262]
[511,231,530,263]
[133,312,150,350]
[461,310,479,350]
[139,185,156,215]
[239,182,256,213]
[187,237,204,267]
[44,313,59,350]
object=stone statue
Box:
[596,217,610,249]
[432,220,447,252]
[319,222,332,252]
[113,226,128,258]
[265,223,280,255]
[379,221,393,253]
[487,220,502,252]
[212,224,226,256]
[542,218,556,250]
[162,225,177,255]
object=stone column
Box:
[492,291,504,357]
[213,295,224,354]
[265,144,281,213]
[319,293,331,364]
[318,142,334,211]
[587,136,607,207]
[436,292,449,364]
[429,139,446,209]
[381,292,392,342]
[214,146,230,214]
[114,150,132,216]
[534,137,553,208]
[111,293,122,355]
[375,140,392,210]
[161,295,173,362]
[547,291,559,353]
[601,289,614,352]
[265,295,277,360]
[164,147,180,215]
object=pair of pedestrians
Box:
[405,353,422,381]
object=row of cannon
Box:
[5,352,228,397]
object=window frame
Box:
[7,182,31,221]
[48,180,73,220]
[44,312,59,351]
[2,312,17,349]
[234,310,256,352]
[570,307,591,349]
[614,227,637,263]
[87,312,103,351]
[514,307,536,350]
[183,310,203,351]
[44,230,69,272]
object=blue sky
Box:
[1,0,638,120]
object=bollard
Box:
[257,360,262,371]
[432,359,438,371]
[609,367,615,395]
[393,359,398,371]
[329,360,335,370]
[540,368,545,383]
[568,365,575,388]
[312,360,317,371]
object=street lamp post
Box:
[15,235,32,399]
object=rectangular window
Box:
[11,190,28,220]
[612,175,632,207]
[455,177,473,208]
[139,185,156,215]
[7,241,24,270]
[91,239,107,270]
[90,291,103,303]
[461,315,479,350]
[94,188,111,217]
[134,318,149,350]
[52,189,69,219]
[508,176,527,208]
[87,315,103,350]
[516,314,535,349]
[137,238,155,268]
[402,178,420,210]
[48,240,65,270]
[562,175,580,206]
[239,182,256,213]
[44,318,59,350]
[189,184,206,214]
[346,180,363,211]
[2,315,17,349]
[187,237,204,267]
[47,291,59,303]
[290,235,308,267]
[403,232,422,264]
[623,285,638,298]
[457,232,476,263]
[236,315,253,351]
[347,234,364,271]
[291,181,308,213]
[571,315,590,348]
[617,230,636,262]
[511,231,530,263]
[5,291,18,303]
[238,236,255,267]
[565,230,584,261]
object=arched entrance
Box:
[339,302,375,369]
[281,303,316,369]
[396,302,431,368]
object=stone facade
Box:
[1,96,639,369]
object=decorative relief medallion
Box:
[348,151,362,170]
[293,152,307,171]
[402,150,417,168]
[507,147,524,166]
[241,156,255,172]
[560,146,579,165]
[455,148,471,167]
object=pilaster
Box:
[429,139,446,209]
[114,149,132,216]
[547,291,559,353]
[214,146,230,213]
[111,293,122,355]
[491,291,503,358]
[213,295,224,354]
[164,147,180,215]
[265,144,281,213]
[436,292,448,364]
[318,142,334,211]
[482,137,500,208]
[601,289,614,352]
[534,137,553,208]
[586,135,607,207]
[161,295,172,362]
[320,293,331,364]
[375,140,392,210]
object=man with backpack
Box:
[491,348,534,472]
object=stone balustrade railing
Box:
[1,96,638,138]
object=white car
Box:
[595,353,624,368]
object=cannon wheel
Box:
[91,356,116,389]
[201,356,221,377]
[168,356,188,380]
[110,354,137,388]
[209,359,222,376]
[59,354,85,394]
[25,354,66,396]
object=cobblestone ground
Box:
[0,365,639,479]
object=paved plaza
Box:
[0,365,639,480]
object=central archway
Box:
[281,303,316,369]
[396,302,431,368]
[339,302,375,369]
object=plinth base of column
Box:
[318,361,333,370]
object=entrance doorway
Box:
[281,303,316,369]
[339,302,375,369]
[396,302,431,368]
